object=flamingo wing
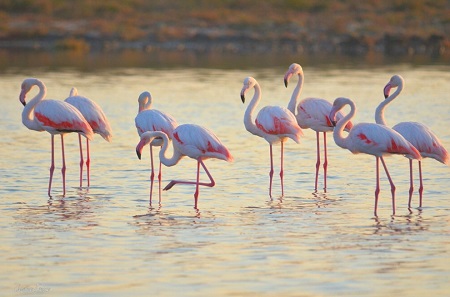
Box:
[349,123,420,159]
[135,109,178,138]
[393,122,449,164]
[65,95,112,141]
[255,106,302,143]
[173,124,233,162]
[297,98,352,131]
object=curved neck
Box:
[158,133,184,167]
[333,101,356,150]
[138,93,153,113]
[375,83,403,126]
[287,72,304,114]
[244,82,263,137]
[22,80,46,131]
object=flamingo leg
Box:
[314,131,320,192]
[163,160,215,191]
[194,160,201,208]
[280,141,284,198]
[60,135,66,196]
[374,157,380,216]
[269,144,274,198]
[78,134,84,188]
[380,156,396,215]
[323,132,328,192]
[158,159,162,204]
[48,135,56,197]
[418,160,424,207]
[408,159,414,208]
[149,145,155,204]
[86,138,90,187]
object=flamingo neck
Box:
[287,72,304,115]
[22,79,46,131]
[333,101,356,150]
[244,82,264,137]
[157,132,184,167]
[375,82,403,126]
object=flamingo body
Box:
[284,63,352,191]
[20,78,93,197]
[136,124,232,208]
[330,97,421,215]
[134,91,178,204]
[241,76,302,198]
[377,74,449,207]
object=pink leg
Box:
[194,160,201,208]
[269,144,274,198]
[418,161,423,207]
[158,160,162,203]
[380,157,396,215]
[280,141,284,198]
[149,145,155,204]
[163,160,215,191]
[78,134,84,188]
[61,135,66,196]
[408,159,414,208]
[86,138,90,187]
[374,157,380,216]
[48,135,55,197]
[314,131,320,192]
[323,132,328,192]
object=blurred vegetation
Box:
[0,0,448,55]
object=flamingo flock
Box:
[18,66,448,215]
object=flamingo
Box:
[136,124,233,208]
[65,87,112,188]
[135,91,178,203]
[19,78,94,197]
[240,76,303,198]
[376,74,449,208]
[284,63,353,192]
[329,97,421,216]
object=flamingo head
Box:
[240,77,257,103]
[138,91,152,112]
[136,131,167,160]
[19,78,38,106]
[329,97,352,126]
[284,63,303,87]
[69,87,78,97]
[383,74,404,99]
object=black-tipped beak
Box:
[21,101,26,106]
[136,149,142,160]
[284,78,288,88]
[384,94,388,99]
[241,94,245,103]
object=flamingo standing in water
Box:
[65,87,112,188]
[135,91,178,203]
[136,124,233,208]
[19,78,94,197]
[240,76,303,198]
[376,74,449,208]
[284,63,353,192]
[329,97,421,216]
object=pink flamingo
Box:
[65,87,112,188]
[136,124,233,208]
[19,78,94,197]
[135,91,178,203]
[284,63,353,192]
[377,74,449,208]
[330,97,421,216]
[240,76,303,198]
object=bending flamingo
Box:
[377,74,449,208]
[20,78,94,197]
[284,63,353,192]
[135,91,178,203]
[330,97,421,216]
[240,76,303,198]
[136,124,233,208]
[65,87,112,188]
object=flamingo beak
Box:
[19,90,27,106]
[136,143,143,160]
[240,93,245,103]
[284,73,292,87]
[136,149,142,160]
[383,84,392,99]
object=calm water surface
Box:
[1,60,449,296]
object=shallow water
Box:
[1,62,449,296]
